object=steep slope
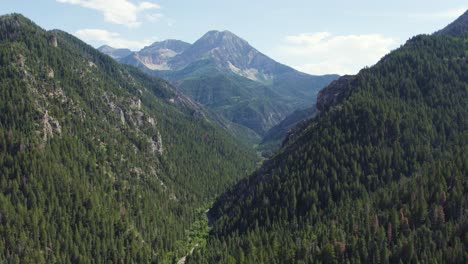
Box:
[97,45,132,59]
[188,22,468,263]
[116,31,338,139]
[0,14,258,263]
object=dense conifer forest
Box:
[0,9,467,264]
[0,14,257,263]
[188,30,468,263]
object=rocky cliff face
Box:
[316,75,354,112]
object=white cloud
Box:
[75,29,155,49]
[146,13,163,22]
[57,0,160,27]
[273,32,397,75]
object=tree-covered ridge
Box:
[0,13,257,263]
[435,10,468,37]
[188,33,468,263]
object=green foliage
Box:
[189,34,468,263]
[0,14,257,263]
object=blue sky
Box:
[1,0,466,75]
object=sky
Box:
[1,0,466,75]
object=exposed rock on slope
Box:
[316,75,355,112]
[0,13,258,263]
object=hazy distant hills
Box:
[97,45,132,59]
[101,30,338,143]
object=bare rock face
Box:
[133,111,145,126]
[130,98,141,110]
[17,54,25,68]
[42,110,61,141]
[147,116,156,127]
[49,35,58,48]
[316,75,354,113]
[149,132,163,155]
[47,68,54,78]
[116,107,125,125]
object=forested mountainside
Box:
[188,17,468,263]
[0,14,258,263]
[108,31,338,143]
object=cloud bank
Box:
[274,32,397,75]
[57,0,160,27]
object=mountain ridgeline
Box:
[188,12,468,264]
[96,45,132,59]
[435,9,468,36]
[102,31,338,144]
[0,14,258,263]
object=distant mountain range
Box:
[97,45,132,59]
[100,31,338,144]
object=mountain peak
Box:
[197,30,250,47]
[203,29,236,36]
[144,39,191,53]
[166,29,260,76]
[0,13,43,39]
[435,9,468,36]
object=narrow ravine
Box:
[174,206,212,263]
